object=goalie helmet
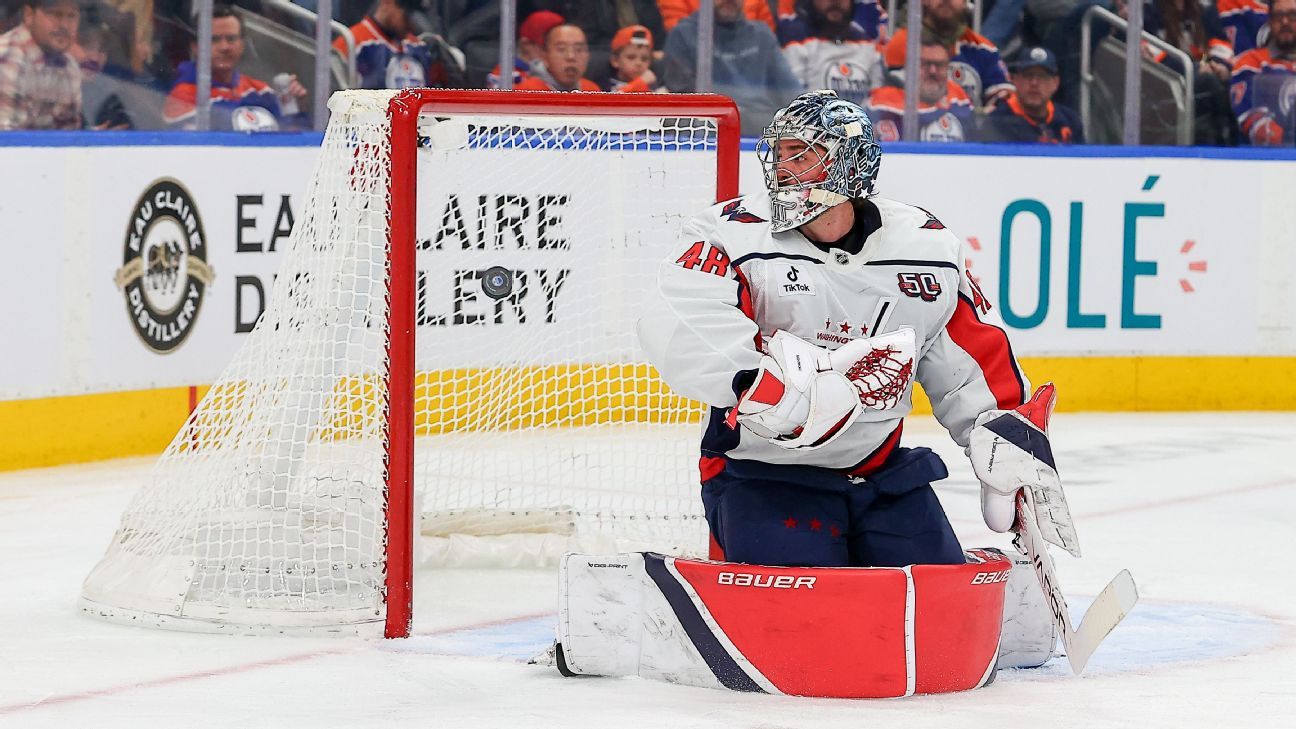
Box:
[757,90,882,233]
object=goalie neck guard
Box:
[757,90,882,233]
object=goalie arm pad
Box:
[558,551,1009,698]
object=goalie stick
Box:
[1013,489,1139,674]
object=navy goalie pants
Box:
[700,447,965,568]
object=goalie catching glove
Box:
[970,383,1080,557]
[727,328,916,450]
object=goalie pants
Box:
[701,447,964,568]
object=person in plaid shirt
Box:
[0,0,82,130]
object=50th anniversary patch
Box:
[113,179,216,353]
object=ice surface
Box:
[1,413,1293,728]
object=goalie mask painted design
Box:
[757,90,882,233]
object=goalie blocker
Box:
[553,549,1056,698]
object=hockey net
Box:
[79,89,741,637]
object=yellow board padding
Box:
[1012,356,1296,412]
[412,364,701,434]
[0,385,209,472]
[2,356,1294,473]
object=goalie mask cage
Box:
[79,89,741,638]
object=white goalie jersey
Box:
[637,192,1030,474]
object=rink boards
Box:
[1,133,1294,469]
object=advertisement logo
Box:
[113,179,215,353]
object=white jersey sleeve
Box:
[916,265,1030,448]
[636,210,762,408]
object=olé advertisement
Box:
[0,142,1291,401]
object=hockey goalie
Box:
[544,90,1133,697]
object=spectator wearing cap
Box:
[523,2,665,73]
[884,0,1013,110]
[335,0,451,89]
[984,46,1083,143]
[514,23,600,91]
[488,9,564,89]
[602,25,661,92]
[663,0,804,136]
[1231,0,1296,145]
[777,0,886,107]
[163,4,301,131]
[866,34,976,142]
[0,0,81,130]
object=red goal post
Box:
[383,90,741,637]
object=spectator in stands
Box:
[984,46,1083,142]
[661,0,775,32]
[1142,0,1235,78]
[72,19,131,129]
[885,0,1014,109]
[662,0,804,135]
[601,24,662,92]
[162,4,305,131]
[514,22,599,91]
[1231,0,1296,145]
[488,9,563,88]
[0,0,82,130]
[867,34,976,141]
[777,0,885,106]
[979,0,1028,49]
[1112,0,1239,144]
[1219,0,1270,55]
[525,1,665,61]
[335,0,454,88]
[103,0,153,74]
[777,0,888,40]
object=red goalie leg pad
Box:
[667,550,1010,698]
[913,548,1013,693]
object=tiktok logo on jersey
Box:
[774,263,816,297]
[113,179,215,353]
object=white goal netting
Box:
[80,90,728,635]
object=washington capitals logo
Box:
[722,200,766,224]
[916,206,946,230]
